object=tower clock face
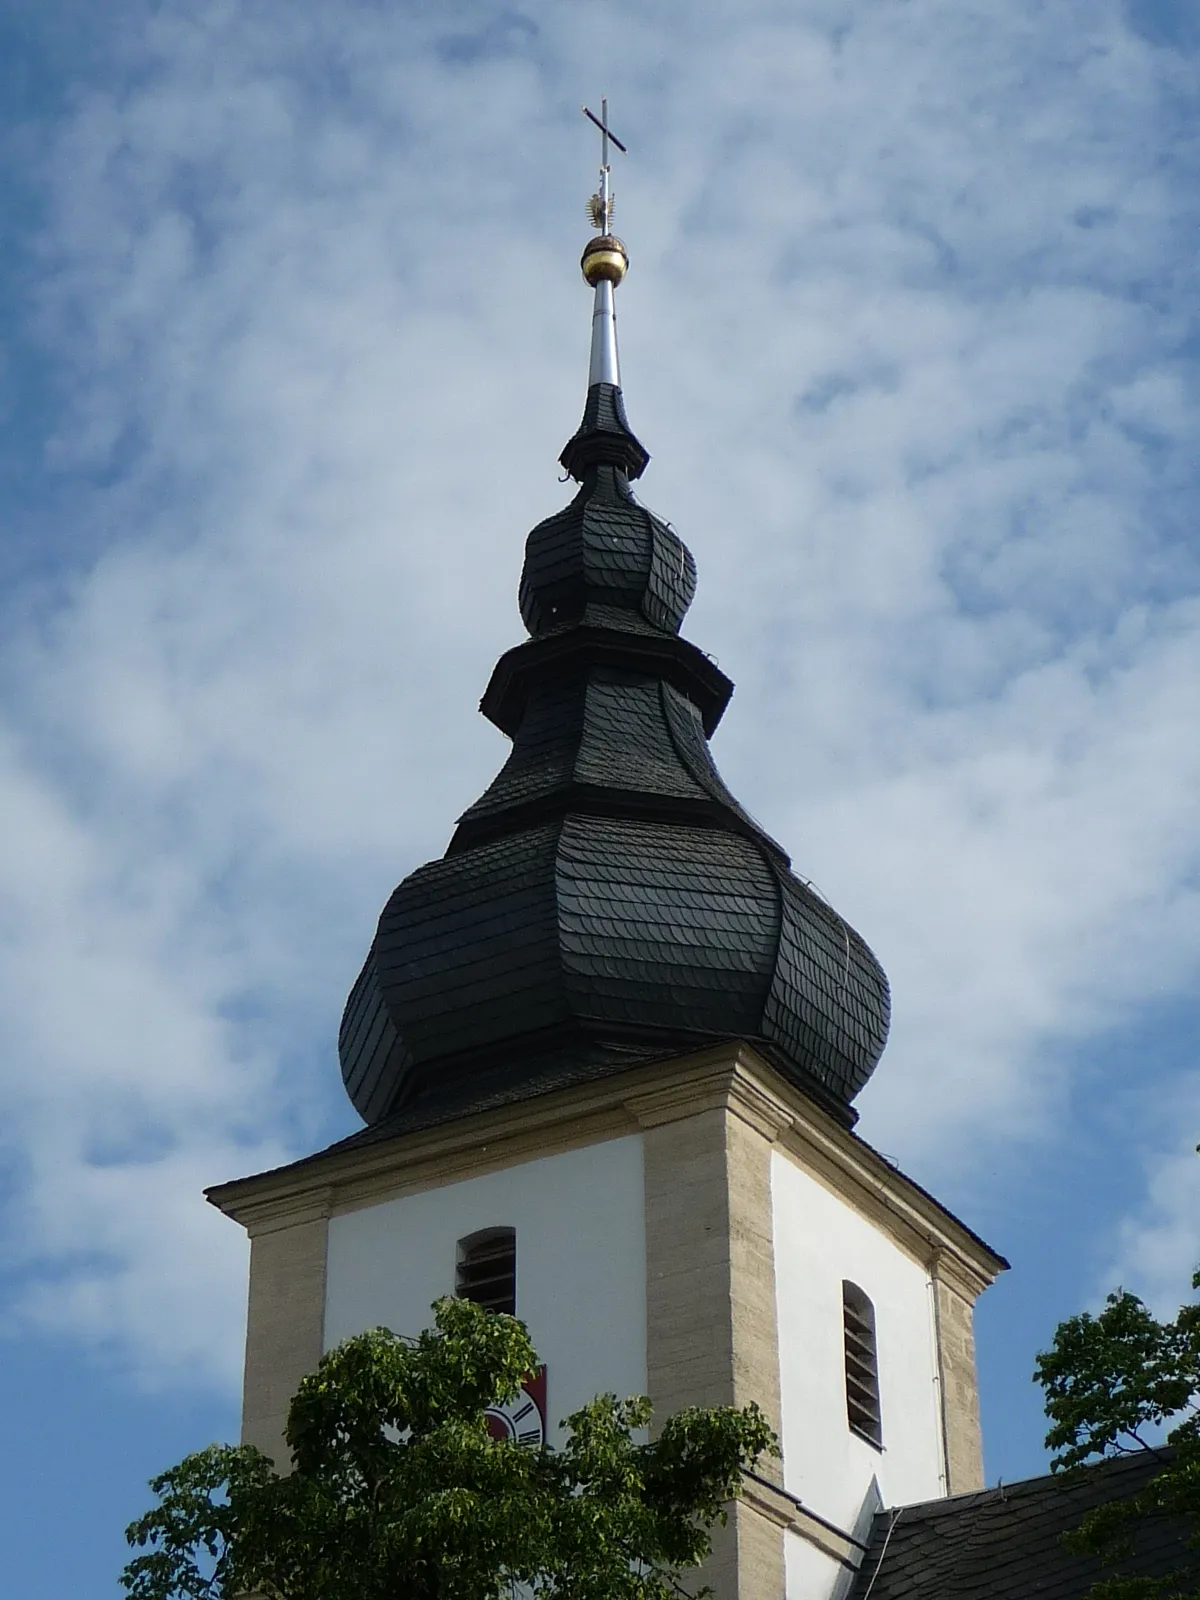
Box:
[484,1366,548,1448]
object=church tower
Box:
[207,108,1006,1600]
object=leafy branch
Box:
[123,1297,777,1600]
[1035,1265,1200,1600]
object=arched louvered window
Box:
[456,1227,517,1316]
[842,1280,882,1448]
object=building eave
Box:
[206,1042,1007,1292]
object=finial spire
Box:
[580,100,629,388]
[560,100,647,481]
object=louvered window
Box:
[843,1281,882,1448]
[456,1227,517,1315]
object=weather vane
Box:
[582,99,627,233]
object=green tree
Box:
[123,1297,777,1600]
[1034,1266,1200,1599]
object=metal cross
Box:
[583,98,628,163]
[582,99,626,231]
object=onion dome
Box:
[339,115,890,1135]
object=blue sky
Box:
[1,0,1199,1592]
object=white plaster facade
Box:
[213,1049,1002,1600]
[322,1113,952,1599]
[786,1526,852,1600]
[324,1132,648,1447]
[773,1147,946,1545]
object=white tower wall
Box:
[324,1132,648,1446]
[773,1148,946,1535]
[212,1049,1002,1600]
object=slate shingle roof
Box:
[339,382,892,1129]
[847,1452,1197,1600]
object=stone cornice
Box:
[741,1471,867,1572]
[762,1078,1007,1299]
[206,1044,1005,1293]
[232,1186,333,1238]
[630,1049,1004,1296]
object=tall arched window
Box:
[842,1280,882,1448]
[456,1227,517,1315]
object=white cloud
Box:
[1103,1102,1200,1318]
[1,0,1198,1384]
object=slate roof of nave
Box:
[846,1450,1196,1600]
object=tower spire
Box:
[559,101,648,482]
[333,108,891,1138]
[581,100,629,388]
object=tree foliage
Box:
[123,1297,777,1600]
[1034,1266,1200,1600]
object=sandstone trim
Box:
[743,1473,867,1571]
[207,1046,1006,1306]
[642,1084,786,1599]
[931,1256,986,1492]
[240,1193,330,1469]
[704,1499,789,1600]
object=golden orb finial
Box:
[581,233,629,287]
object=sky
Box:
[0,0,1198,1592]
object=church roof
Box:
[337,132,892,1134]
[847,1451,1197,1600]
